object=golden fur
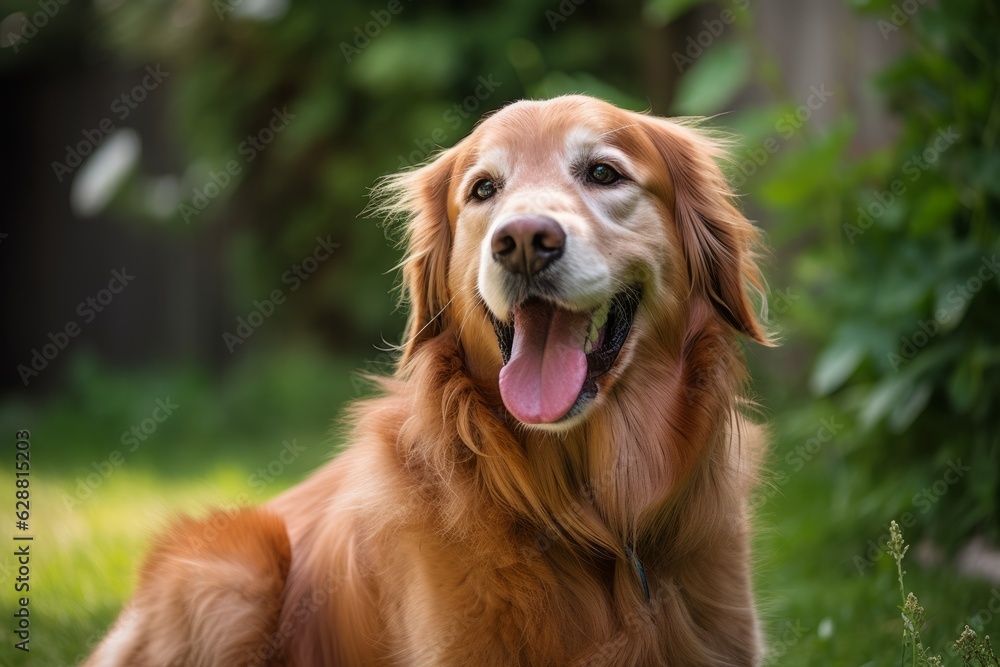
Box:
[86,95,771,666]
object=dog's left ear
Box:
[639,116,771,344]
[373,147,460,364]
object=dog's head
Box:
[379,95,768,430]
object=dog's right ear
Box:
[372,147,460,365]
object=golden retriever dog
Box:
[86,94,771,666]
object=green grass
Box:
[0,352,995,665]
[754,464,994,665]
[0,427,335,666]
[752,413,997,665]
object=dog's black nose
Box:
[491,215,566,277]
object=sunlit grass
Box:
[753,444,996,665]
[0,458,318,666]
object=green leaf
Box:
[908,184,958,237]
[643,0,704,26]
[947,347,982,412]
[351,28,460,90]
[757,118,854,207]
[671,41,751,116]
[889,382,932,433]
[859,376,910,430]
[811,338,866,396]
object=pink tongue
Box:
[498,301,588,424]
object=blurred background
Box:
[1,0,997,664]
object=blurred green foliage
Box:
[93,0,650,345]
[747,0,1000,547]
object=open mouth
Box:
[489,286,642,425]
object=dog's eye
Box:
[472,179,498,201]
[587,164,620,185]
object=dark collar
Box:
[625,543,650,603]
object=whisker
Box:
[399,292,458,351]
[454,292,488,342]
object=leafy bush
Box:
[783,0,999,546]
[712,0,1000,548]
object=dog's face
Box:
[383,95,766,430]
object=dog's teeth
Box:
[584,339,593,354]
[592,302,610,330]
